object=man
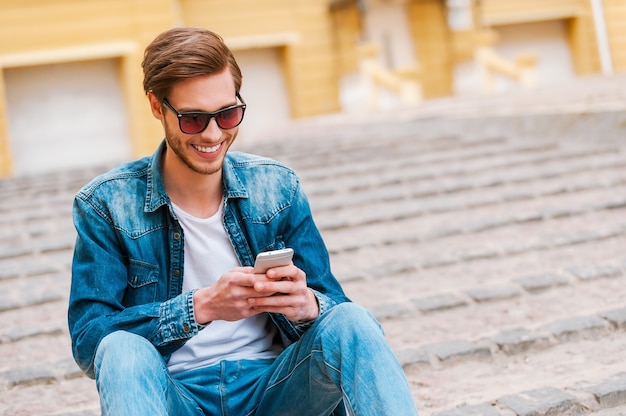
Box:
[68,26,418,415]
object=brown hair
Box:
[142,27,242,101]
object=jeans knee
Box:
[320,303,384,341]
[333,302,381,327]
[95,331,164,381]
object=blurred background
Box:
[0,0,624,177]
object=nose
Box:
[200,117,223,141]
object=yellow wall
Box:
[329,2,362,76]
[0,0,624,177]
[407,0,454,98]
[180,0,341,118]
[0,0,177,175]
[0,0,341,176]
[0,69,11,175]
[567,12,601,74]
[480,0,585,25]
[479,0,602,75]
[604,0,626,72]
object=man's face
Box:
[150,69,240,177]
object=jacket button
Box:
[173,232,181,240]
[183,324,191,333]
[173,270,180,277]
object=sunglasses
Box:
[162,94,246,134]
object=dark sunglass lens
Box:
[180,113,209,134]
[216,107,243,129]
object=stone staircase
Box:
[1,74,626,415]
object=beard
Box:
[163,118,236,176]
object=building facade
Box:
[0,0,624,176]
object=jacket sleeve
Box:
[270,178,351,341]
[68,196,204,379]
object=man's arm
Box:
[68,197,201,378]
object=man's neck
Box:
[162,158,224,219]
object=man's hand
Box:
[248,264,319,322]
[192,264,319,325]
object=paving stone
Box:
[369,260,417,279]
[422,226,463,240]
[583,372,626,408]
[0,245,32,260]
[542,232,599,248]
[381,233,419,246]
[513,273,570,293]
[465,285,522,303]
[395,348,432,370]
[491,327,553,355]
[539,315,610,341]
[503,242,537,256]
[413,293,468,313]
[514,212,544,223]
[435,403,504,416]
[369,302,412,319]
[0,280,65,312]
[457,247,500,262]
[600,307,626,330]
[420,255,458,269]
[595,226,626,241]
[22,262,63,278]
[464,217,512,233]
[0,261,19,280]
[36,236,75,253]
[502,190,535,202]
[54,358,84,380]
[592,196,626,211]
[540,208,576,219]
[567,264,623,281]
[0,366,57,388]
[0,323,64,343]
[498,387,584,416]
[422,340,491,363]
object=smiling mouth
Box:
[193,143,221,154]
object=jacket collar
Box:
[144,140,249,212]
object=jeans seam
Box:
[167,370,204,415]
[265,351,315,391]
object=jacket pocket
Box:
[123,260,159,305]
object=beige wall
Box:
[0,0,176,176]
[480,0,585,25]
[1,0,625,176]
[604,0,626,72]
[407,0,454,98]
[479,0,603,75]
[179,0,340,118]
[0,0,343,176]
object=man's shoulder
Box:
[226,151,292,171]
[76,157,151,199]
[224,151,300,198]
[225,151,297,178]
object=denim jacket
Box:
[68,140,350,378]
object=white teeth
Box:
[194,143,221,153]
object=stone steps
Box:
[2,75,626,414]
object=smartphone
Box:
[253,248,294,273]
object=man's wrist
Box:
[302,288,320,322]
[192,288,214,325]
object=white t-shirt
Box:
[167,201,282,375]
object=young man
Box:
[68,27,418,416]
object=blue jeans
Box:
[94,303,418,415]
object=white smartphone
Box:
[253,248,294,273]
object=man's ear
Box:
[147,92,164,121]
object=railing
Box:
[473,30,538,92]
[358,43,422,110]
